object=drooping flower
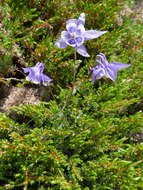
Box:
[55,13,107,57]
[90,53,131,83]
[23,62,53,86]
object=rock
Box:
[2,86,40,113]
[130,131,143,143]
[0,84,41,115]
[132,0,143,21]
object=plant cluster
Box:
[0,0,143,189]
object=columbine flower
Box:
[23,62,52,86]
[55,13,107,57]
[90,53,131,83]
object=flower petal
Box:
[22,67,32,73]
[66,13,85,26]
[66,21,77,34]
[66,19,78,26]
[84,30,107,40]
[26,70,41,84]
[106,66,117,81]
[96,53,108,66]
[76,24,85,35]
[61,31,76,47]
[34,62,45,73]
[75,36,84,47]
[55,38,68,48]
[98,53,107,60]
[76,45,90,57]
[42,74,53,86]
[67,38,77,47]
[78,12,85,25]
[92,66,105,82]
[61,31,70,41]
[110,62,131,70]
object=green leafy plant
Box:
[0,0,143,189]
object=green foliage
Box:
[0,0,143,189]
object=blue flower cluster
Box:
[23,13,130,85]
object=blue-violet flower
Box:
[23,62,52,86]
[55,13,107,57]
[90,53,131,83]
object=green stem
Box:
[73,50,77,82]
[74,50,77,61]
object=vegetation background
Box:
[0,0,143,189]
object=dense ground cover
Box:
[0,0,143,189]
